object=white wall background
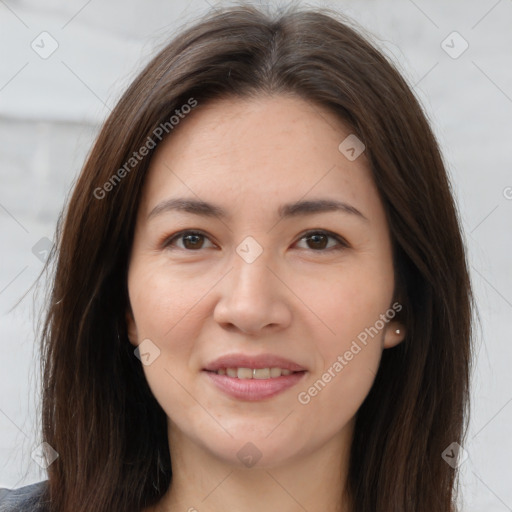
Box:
[0,0,511,510]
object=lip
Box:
[203,353,307,372]
[202,353,308,401]
[203,370,307,401]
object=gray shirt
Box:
[0,481,49,511]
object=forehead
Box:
[138,94,381,222]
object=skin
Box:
[126,94,406,512]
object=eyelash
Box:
[161,229,349,254]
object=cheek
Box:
[316,263,394,343]
[296,352,379,444]
[128,259,208,339]
[305,260,394,396]
[297,281,386,430]
[129,268,203,417]
[127,262,207,398]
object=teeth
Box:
[237,367,253,379]
[252,368,270,379]
[215,367,295,378]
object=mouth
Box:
[204,367,304,378]
[202,353,308,401]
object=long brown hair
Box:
[38,4,474,511]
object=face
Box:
[126,94,405,469]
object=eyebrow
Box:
[147,197,368,223]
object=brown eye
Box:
[296,230,348,252]
[162,229,347,253]
[164,231,214,251]
[305,233,329,250]
[181,233,204,250]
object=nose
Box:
[213,247,292,335]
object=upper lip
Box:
[203,353,307,372]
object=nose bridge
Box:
[229,238,275,303]
[213,238,290,332]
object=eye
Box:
[161,229,348,252]
[163,230,215,251]
[295,230,349,252]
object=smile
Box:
[211,367,297,378]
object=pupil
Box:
[309,234,326,249]
[185,234,202,249]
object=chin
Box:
[195,427,309,469]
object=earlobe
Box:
[383,321,406,349]
[125,309,138,347]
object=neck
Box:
[153,419,355,512]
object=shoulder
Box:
[0,481,49,511]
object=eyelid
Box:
[161,229,349,252]
[160,229,215,250]
[296,229,349,249]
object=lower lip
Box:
[202,370,307,401]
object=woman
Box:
[0,3,473,511]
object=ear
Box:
[382,320,406,349]
[125,307,138,347]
